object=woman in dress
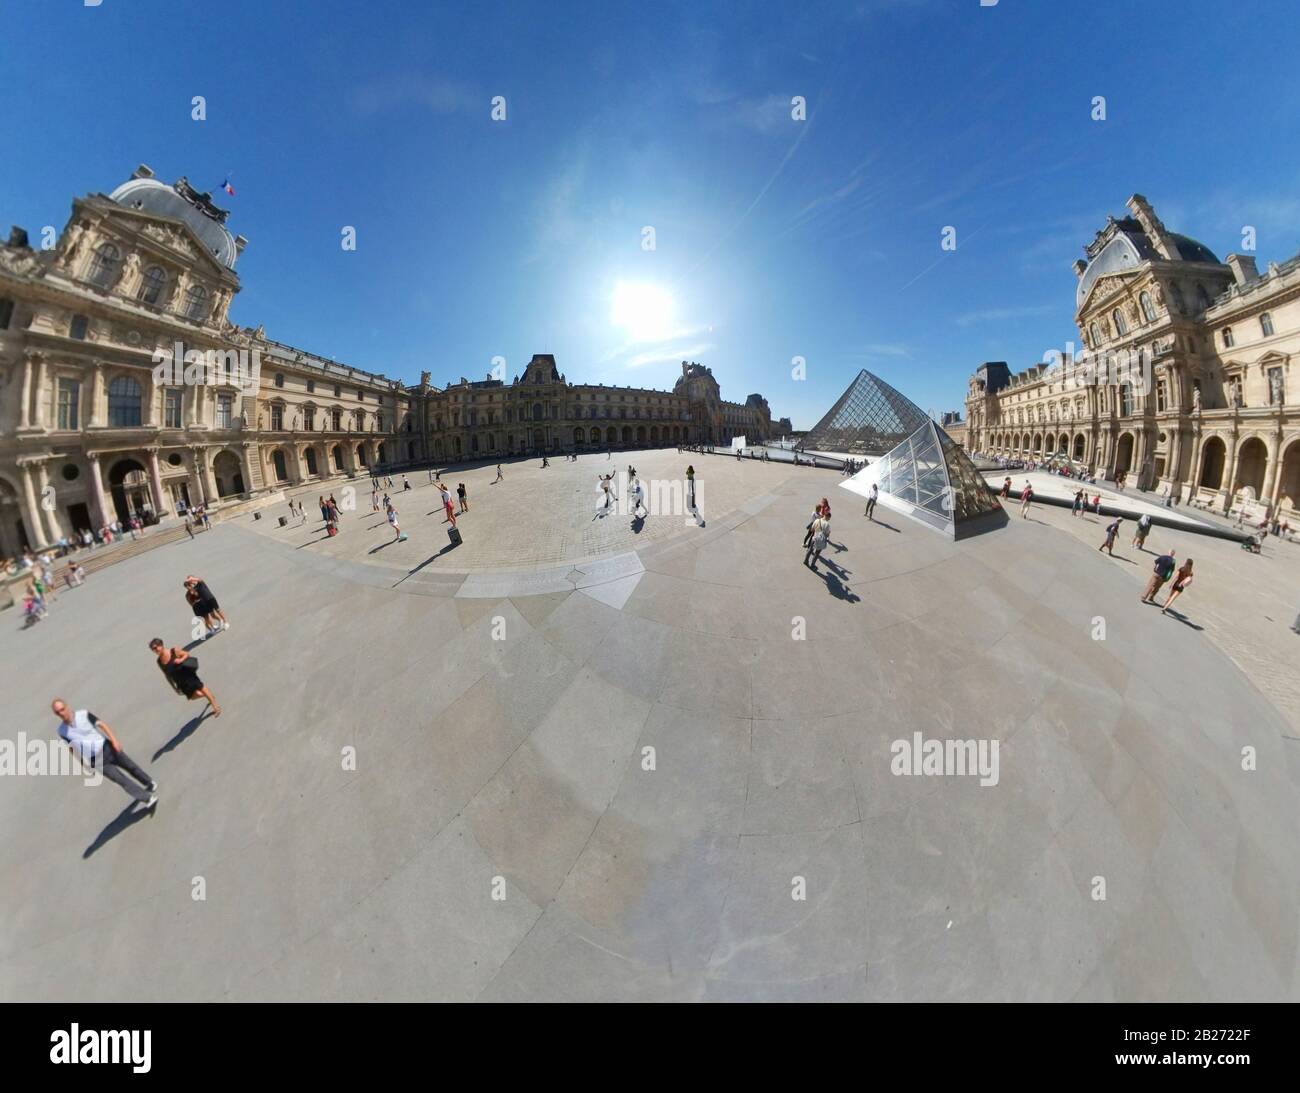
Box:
[150,638,222,716]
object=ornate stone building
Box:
[0,167,777,556]
[0,166,410,557]
[966,194,1300,519]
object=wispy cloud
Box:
[622,342,714,369]
[955,304,1058,327]
[845,342,912,359]
[350,76,480,117]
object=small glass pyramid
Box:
[848,419,1003,538]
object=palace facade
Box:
[0,167,775,557]
[965,194,1300,520]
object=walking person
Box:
[864,483,878,520]
[686,465,696,509]
[1000,476,1012,499]
[1071,489,1084,517]
[402,475,411,492]
[1132,513,1153,551]
[804,515,828,571]
[630,476,646,518]
[1141,550,1178,605]
[1020,481,1034,518]
[50,699,157,808]
[1161,559,1194,615]
[1099,517,1121,555]
[150,639,222,716]
[386,502,406,542]
[803,500,823,548]
[183,514,196,540]
[438,481,457,527]
[457,482,468,513]
[493,464,503,483]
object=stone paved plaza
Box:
[3,450,1299,1001]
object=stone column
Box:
[17,352,33,429]
[1220,429,1241,513]
[18,463,45,548]
[87,452,110,528]
[202,447,220,502]
[146,448,168,517]
[188,448,209,506]
[145,372,160,427]
[32,354,48,429]
[36,461,65,541]
[89,363,106,427]
[239,443,257,495]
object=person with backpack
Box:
[1132,513,1153,550]
[1099,517,1121,555]
[1142,550,1178,605]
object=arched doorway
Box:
[650,425,659,445]
[1278,440,1300,513]
[621,426,632,445]
[1073,434,1086,461]
[1234,437,1267,498]
[574,427,585,447]
[1114,433,1135,476]
[269,449,289,484]
[636,425,646,445]
[331,445,344,472]
[356,444,367,468]
[0,476,31,556]
[213,451,245,497]
[108,457,150,524]
[304,447,318,477]
[1199,436,1226,490]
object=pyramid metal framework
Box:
[851,418,1003,539]
[797,369,931,457]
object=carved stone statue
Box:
[1192,386,1202,413]
[116,251,142,295]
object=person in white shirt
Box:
[51,699,156,807]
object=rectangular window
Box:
[1156,380,1167,413]
[271,404,284,430]
[303,407,315,430]
[216,394,233,429]
[164,387,184,428]
[0,298,14,330]
[56,378,80,429]
[306,380,315,393]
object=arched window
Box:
[1139,291,1156,322]
[1222,327,1234,348]
[70,314,89,340]
[185,283,209,320]
[107,374,143,427]
[138,265,167,305]
[1089,321,1101,348]
[1111,308,1127,337]
[1261,312,1274,337]
[88,243,120,287]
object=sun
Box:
[611,281,674,343]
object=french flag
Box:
[221,178,235,196]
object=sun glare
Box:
[611,281,674,343]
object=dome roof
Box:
[1168,233,1219,265]
[107,176,239,269]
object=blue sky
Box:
[4,0,1300,428]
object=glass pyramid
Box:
[850,419,1003,539]
[798,369,931,457]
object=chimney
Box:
[1126,193,1181,260]
[132,164,155,179]
[1225,253,1259,286]
[1072,258,1087,278]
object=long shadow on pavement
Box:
[153,709,210,760]
[83,800,154,858]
